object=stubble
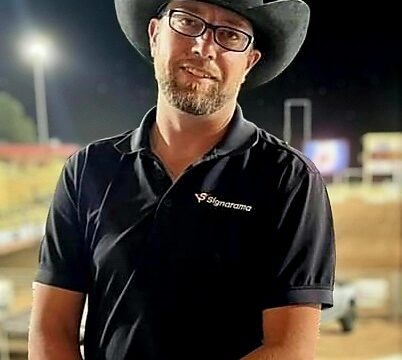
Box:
[154,56,237,116]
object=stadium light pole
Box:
[24,38,52,144]
[283,98,312,146]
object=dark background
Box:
[0,0,400,166]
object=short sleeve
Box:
[263,170,336,310]
[35,152,89,293]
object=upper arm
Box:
[30,282,85,339]
[36,152,90,293]
[262,169,335,310]
[262,304,321,358]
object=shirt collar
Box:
[114,107,155,155]
[114,104,258,157]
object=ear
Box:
[148,18,160,58]
[242,49,262,83]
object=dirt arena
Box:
[330,199,401,270]
[318,318,402,359]
[317,197,402,359]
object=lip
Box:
[179,65,218,81]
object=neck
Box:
[153,92,237,160]
[149,93,236,180]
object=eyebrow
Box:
[169,3,251,30]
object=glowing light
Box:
[21,35,53,64]
[19,33,56,143]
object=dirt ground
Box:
[317,318,402,360]
[330,200,401,270]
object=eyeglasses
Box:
[160,9,254,53]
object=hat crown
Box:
[115,0,310,89]
[202,0,264,9]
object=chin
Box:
[177,78,212,92]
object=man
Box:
[29,0,336,359]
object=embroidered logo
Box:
[194,192,253,212]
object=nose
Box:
[191,28,218,60]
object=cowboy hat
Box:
[114,0,310,89]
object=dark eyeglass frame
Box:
[159,8,254,53]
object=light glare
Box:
[21,35,54,64]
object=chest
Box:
[83,154,278,293]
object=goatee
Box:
[158,75,229,116]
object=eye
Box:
[221,29,241,41]
[178,16,197,27]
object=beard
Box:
[154,58,238,116]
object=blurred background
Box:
[0,0,400,359]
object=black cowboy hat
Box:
[114,0,310,89]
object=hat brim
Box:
[115,0,310,90]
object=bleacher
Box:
[0,144,79,251]
[0,143,79,359]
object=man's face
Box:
[148,0,261,116]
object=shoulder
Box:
[66,130,133,167]
[243,126,325,193]
[78,130,133,159]
[62,130,135,185]
[254,127,320,177]
[59,130,136,204]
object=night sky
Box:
[0,0,400,167]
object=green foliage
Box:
[0,92,37,143]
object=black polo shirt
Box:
[36,105,335,360]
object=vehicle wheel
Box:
[340,301,357,332]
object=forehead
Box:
[166,0,253,29]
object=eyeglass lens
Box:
[169,10,251,52]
